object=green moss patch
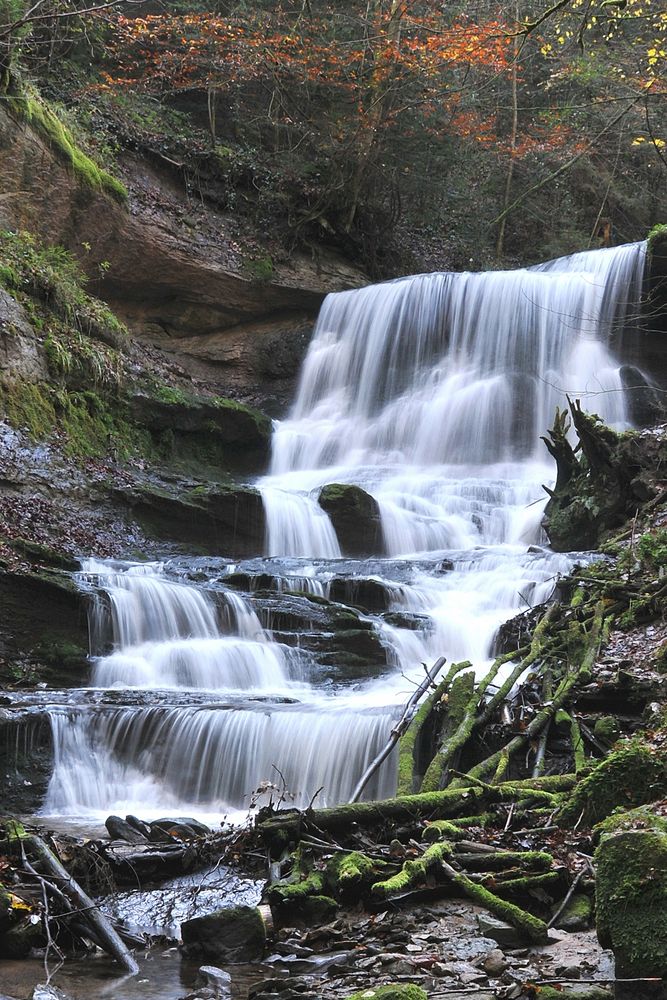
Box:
[558,739,667,827]
[345,986,428,1000]
[8,91,127,202]
[595,825,667,976]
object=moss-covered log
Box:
[258,774,577,845]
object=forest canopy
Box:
[1,0,665,271]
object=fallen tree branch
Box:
[349,655,448,802]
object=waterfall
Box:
[42,241,647,824]
[44,559,396,818]
[262,241,646,556]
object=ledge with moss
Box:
[6,86,127,204]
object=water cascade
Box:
[41,241,647,823]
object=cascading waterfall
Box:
[42,241,648,824]
[44,560,396,818]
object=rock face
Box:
[0,103,365,410]
[128,390,272,475]
[596,820,667,977]
[119,483,266,558]
[318,484,384,556]
[180,905,267,963]
[0,290,48,381]
[0,569,89,685]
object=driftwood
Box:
[10,826,139,974]
[349,655,448,802]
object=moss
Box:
[371,841,453,898]
[594,804,667,839]
[593,715,621,745]
[10,538,79,571]
[0,377,154,461]
[558,739,667,827]
[345,985,428,1000]
[460,850,554,872]
[492,871,562,901]
[0,263,20,289]
[1,378,57,439]
[326,851,384,899]
[595,827,667,976]
[0,230,128,351]
[453,872,549,942]
[421,819,467,842]
[8,92,128,202]
[420,669,475,792]
[551,891,593,930]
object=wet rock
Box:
[105,815,149,844]
[482,947,509,976]
[30,987,73,1000]
[318,484,383,557]
[476,914,523,948]
[128,391,271,476]
[197,966,232,997]
[149,817,211,841]
[0,568,90,687]
[620,366,664,427]
[328,577,394,612]
[553,892,593,931]
[181,904,268,963]
[120,483,265,558]
[0,288,47,381]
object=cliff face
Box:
[0,102,365,410]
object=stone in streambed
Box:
[105,815,149,843]
[149,817,211,841]
[595,814,667,978]
[181,905,268,963]
[318,484,383,556]
[476,914,523,948]
[552,891,593,931]
[197,966,232,997]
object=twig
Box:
[547,859,593,928]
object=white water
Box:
[43,241,647,822]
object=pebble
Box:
[483,948,509,976]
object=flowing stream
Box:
[37,241,647,824]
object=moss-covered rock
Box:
[180,904,268,963]
[318,483,383,556]
[557,739,667,827]
[552,891,593,930]
[345,986,428,1000]
[0,568,89,686]
[595,818,667,977]
[129,389,271,476]
[120,482,266,558]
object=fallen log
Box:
[8,825,139,974]
[257,774,577,845]
[350,655,448,802]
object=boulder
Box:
[619,365,664,426]
[181,905,268,964]
[197,966,232,998]
[120,483,265,558]
[105,815,148,844]
[557,739,667,827]
[318,484,383,556]
[128,391,271,476]
[329,576,395,612]
[595,814,667,977]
